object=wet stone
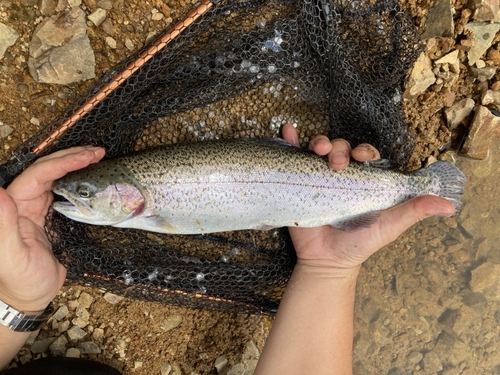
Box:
[58,320,70,333]
[88,8,106,26]
[470,263,500,300]
[460,105,500,159]
[214,355,229,373]
[422,351,443,373]
[408,351,423,364]
[473,0,500,21]
[157,314,182,332]
[0,123,14,138]
[160,363,172,375]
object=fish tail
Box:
[415,161,466,212]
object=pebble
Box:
[97,0,112,10]
[214,355,229,373]
[103,292,123,304]
[0,123,14,138]
[58,320,70,333]
[473,0,500,21]
[88,8,107,27]
[49,335,68,356]
[67,326,87,341]
[443,98,475,129]
[404,53,436,99]
[77,341,101,354]
[52,305,69,321]
[92,328,104,341]
[160,363,172,375]
[78,292,94,308]
[408,351,423,364]
[125,38,134,51]
[470,263,500,300]
[65,347,81,358]
[105,36,117,49]
[422,351,442,373]
[31,337,57,353]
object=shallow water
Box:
[353,141,500,375]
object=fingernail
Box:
[356,144,377,160]
[330,151,348,165]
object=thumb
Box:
[379,196,455,243]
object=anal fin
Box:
[331,211,380,232]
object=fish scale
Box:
[52,139,466,234]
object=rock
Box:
[49,334,68,356]
[464,23,500,66]
[125,38,134,51]
[25,330,40,346]
[78,292,94,308]
[408,351,423,364]
[160,362,172,375]
[473,0,499,21]
[52,305,69,321]
[469,65,497,82]
[58,320,70,332]
[65,347,81,357]
[422,351,443,373]
[470,263,500,300]
[215,355,229,374]
[0,23,19,60]
[404,53,436,99]
[77,341,101,354]
[158,314,183,332]
[97,0,112,9]
[134,362,143,369]
[0,123,14,138]
[151,9,164,21]
[88,8,106,27]
[170,364,182,375]
[242,341,260,360]
[39,0,57,16]
[105,36,117,49]
[460,105,500,159]
[31,337,57,353]
[444,98,475,129]
[92,328,104,341]
[433,50,460,88]
[421,0,454,39]
[67,326,87,341]
[100,18,115,35]
[28,8,96,84]
[103,292,123,304]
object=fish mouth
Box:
[52,194,94,218]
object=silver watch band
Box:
[0,299,54,332]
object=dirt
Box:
[1,0,500,374]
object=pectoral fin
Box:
[331,211,380,231]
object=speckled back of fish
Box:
[52,139,466,234]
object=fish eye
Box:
[77,184,94,198]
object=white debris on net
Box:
[269,114,298,133]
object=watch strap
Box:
[0,299,54,332]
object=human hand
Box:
[0,146,105,313]
[281,124,455,271]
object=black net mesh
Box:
[0,0,422,314]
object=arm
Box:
[255,125,455,375]
[0,146,105,369]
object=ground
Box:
[1,0,500,374]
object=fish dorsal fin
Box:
[331,211,380,231]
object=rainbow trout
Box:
[52,139,466,234]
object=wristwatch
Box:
[0,299,54,332]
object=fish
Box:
[52,138,466,234]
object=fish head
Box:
[52,161,146,226]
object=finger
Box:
[281,124,299,147]
[7,147,106,201]
[308,135,332,155]
[379,196,455,244]
[351,143,381,162]
[327,139,351,170]
[0,188,18,230]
